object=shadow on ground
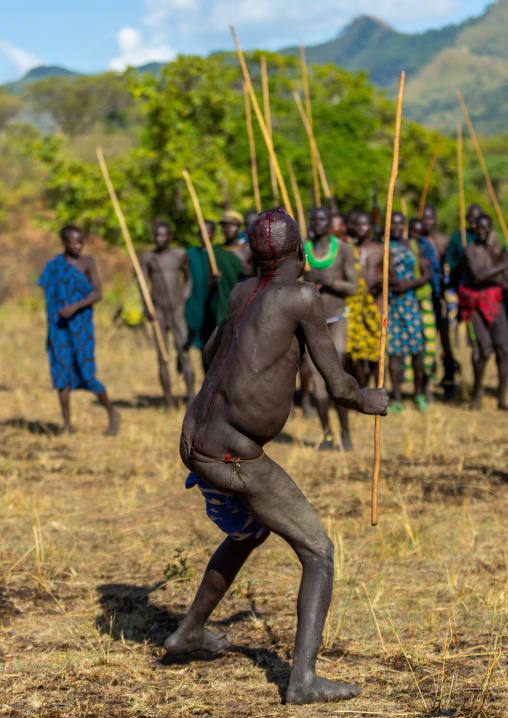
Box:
[0,417,63,436]
[96,581,291,700]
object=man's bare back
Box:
[169,210,388,705]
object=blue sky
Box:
[0,0,492,82]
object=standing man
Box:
[166,209,388,704]
[140,221,194,410]
[304,207,358,450]
[213,212,252,324]
[38,225,120,435]
[458,214,508,409]
[347,211,383,389]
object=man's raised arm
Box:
[295,283,388,416]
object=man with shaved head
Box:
[165,209,388,704]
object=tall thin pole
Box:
[457,90,508,247]
[286,158,306,236]
[372,71,405,527]
[418,136,444,218]
[182,169,220,275]
[300,42,320,207]
[230,26,293,218]
[244,82,262,215]
[260,55,279,206]
[457,122,467,249]
[293,91,332,200]
[96,147,169,364]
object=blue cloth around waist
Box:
[185,472,268,541]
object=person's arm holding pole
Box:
[372,71,405,527]
[96,146,169,364]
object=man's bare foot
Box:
[341,429,353,452]
[286,675,361,704]
[63,424,75,435]
[164,399,175,412]
[318,433,338,452]
[498,402,508,411]
[164,627,231,656]
[105,410,120,436]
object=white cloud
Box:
[130,0,461,56]
[109,26,175,71]
[0,40,42,79]
[109,0,465,69]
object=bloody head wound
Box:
[248,209,301,263]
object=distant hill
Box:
[5,65,81,95]
[4,1,508,135]
[283,0,508,134]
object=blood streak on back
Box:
[195,213,276,450]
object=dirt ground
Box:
[1,288,508,717]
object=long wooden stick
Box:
[182,169,219,275]
[457,122,467,249]
[243,82,262,215]
[300,42,320,207]
[418,136,443,218]
[230,27,293,218]
[293,91,332,200]
[260,56,279,206]
[457,90,508,247]
[286,158,306,236]
[96,146,169,364]
[372,71,405,527]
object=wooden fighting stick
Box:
[260,55,279,206]
[230,26,294,219]
[457,121,467,249]
[243,83,262,215]
[372,71,405,527]
[418,136,444,219]
[181,170,220,276]
[293,91,332,202]
[96,146,169,364]
[300,42,320,207]
[286,158,306,236]
[457,90,508,248]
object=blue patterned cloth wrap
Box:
[185,472,268,541]
[38,254,105,394]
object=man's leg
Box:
[96,391,121,436]
[155,309,173,410]
[308,357,334,449]
[389,355,403,402]
[494,346,508,409]
[300,357,315,418]
[171,306,195,404]
[470,311,491,410]
[58,388,71,433]
[412,354,425,397]
[165,533,269,654]
[235,456,360,703]
[330,320,352,451]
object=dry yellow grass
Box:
[1,299,507,717]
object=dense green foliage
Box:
[1,51,508,246]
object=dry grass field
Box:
[1,295,508,718]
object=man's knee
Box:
[301,533,334,567]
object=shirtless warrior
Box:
[140,222,194,409]
[304,207,358,450]
[165,209,388,704]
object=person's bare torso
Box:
[465,242,504,288]
[182,277,305,458]
[141,247,187,312]
[358,241,383,299]
[316,245,350,319]
[426,232,449,263]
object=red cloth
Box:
[458,285,503,329]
